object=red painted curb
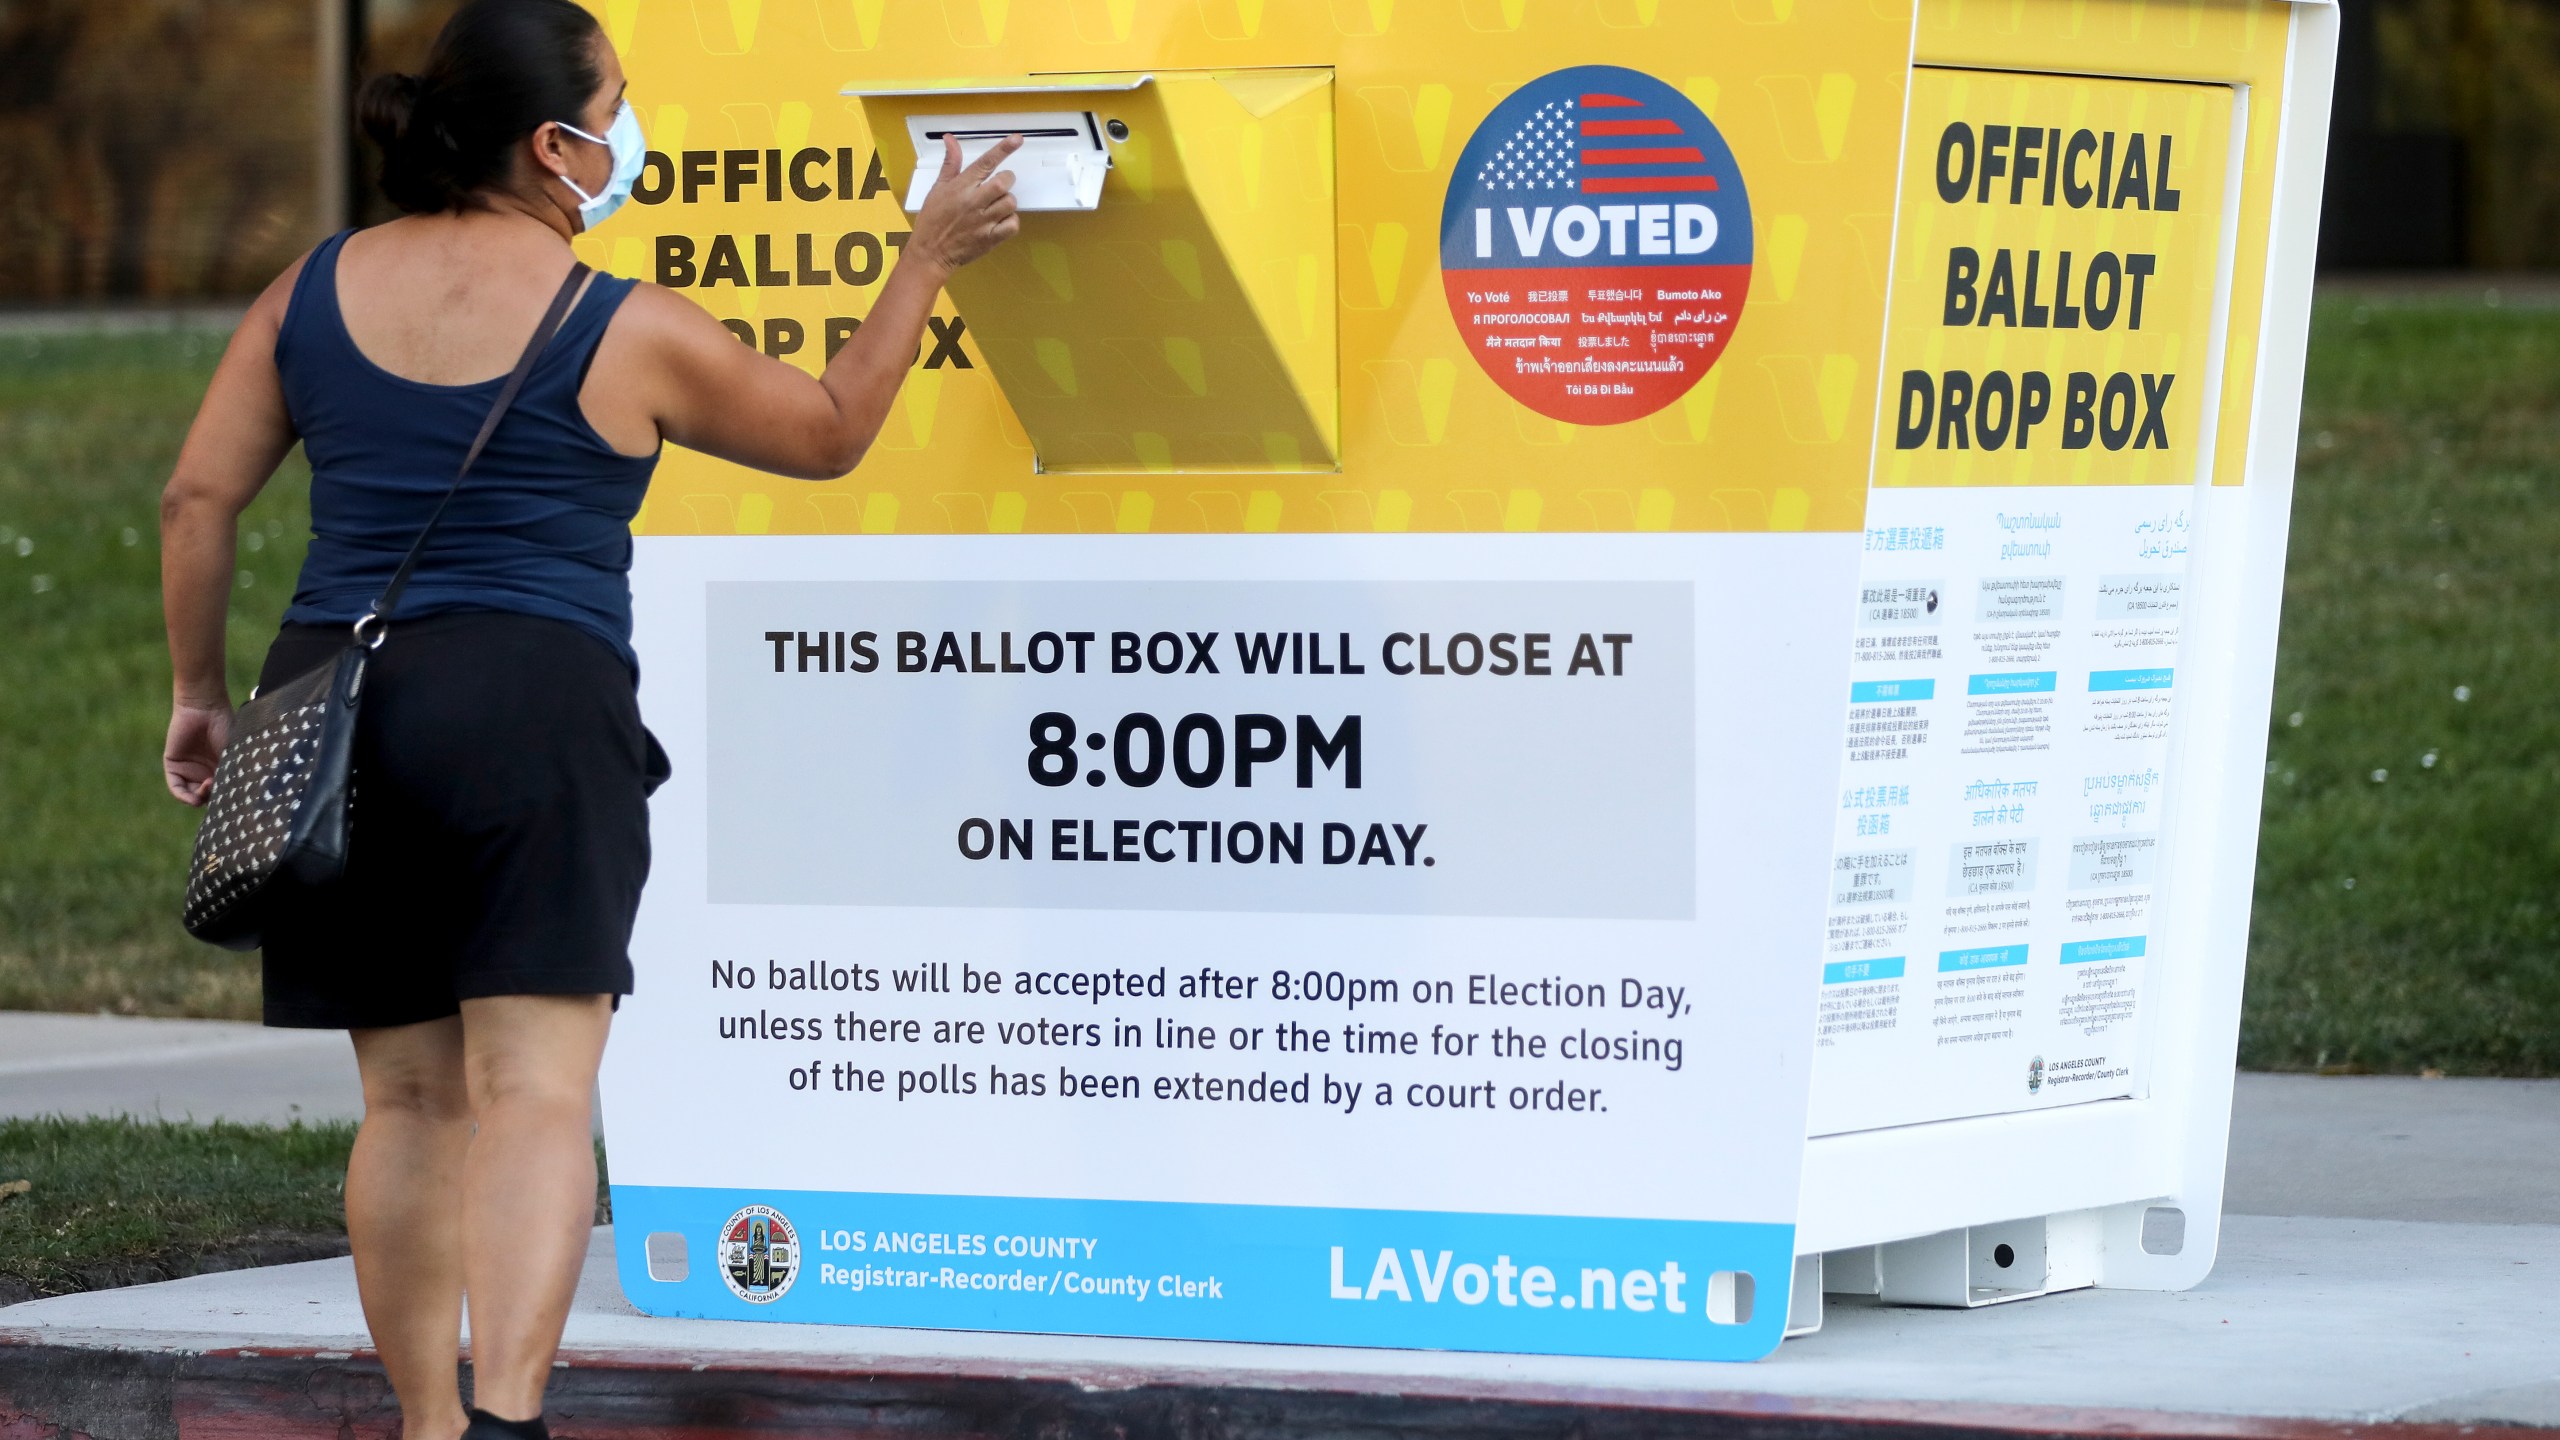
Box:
[1,1336,2547,1440]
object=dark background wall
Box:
[2324,0,2466,266]
[0,0,2546,301]
[0,0,326,300]
[2327,0,2560,269]
[0,0,454,304]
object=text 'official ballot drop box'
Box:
[587,0,2336,1358]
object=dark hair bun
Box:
[357,71,421,149]
[357,0,604,215]
[358,72,459,214]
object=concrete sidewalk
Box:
[3,1215,2555,1432]
[0,303,244,336]
[0,1011,361,1126]
[2227,1072,2560,1225]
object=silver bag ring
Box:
[352,613,388,650]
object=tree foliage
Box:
[2377,0,2560,266]
[0,0,318,300]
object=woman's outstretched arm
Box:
[621,134,1024,479]
[160,262,303,805]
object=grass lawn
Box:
[0,299,2555,1071]
[0,1117,355,1303]
[0,1117,614,1302]
[0,327,307,1019]
[2244,291,2560,1074]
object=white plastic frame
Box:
[1794,1,2339,1294]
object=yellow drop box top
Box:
[588,0,2307,539]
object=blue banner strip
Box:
[1823,957,1906,984]
[1967,671,2057,695]
[2089,668,2175,692]
[1850,678,1935,704]
[609,1185,1794,1362]
[1938,944,2030,972]
[2060,936,2148,963]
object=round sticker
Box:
[718,1204,800,1304]
[1440,65,1753,425]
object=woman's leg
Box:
[347,1017,474,1440]
[457,993,614,1422]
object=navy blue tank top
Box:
[277,230,659,670]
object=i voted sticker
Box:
[1439,65,1754,426]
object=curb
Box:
[4,1337,2551,1440]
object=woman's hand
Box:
[165,700,232,807]
[909,133,1024,276]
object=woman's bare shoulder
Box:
[606,280,753,364]
[612,278,724,330]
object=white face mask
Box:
[555,101,645,231]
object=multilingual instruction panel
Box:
[1808,487,2193,1133]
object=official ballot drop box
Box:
[586,0,2336,1357]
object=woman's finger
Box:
[961,134,1024,183]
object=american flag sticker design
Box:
[1440,66,1753,426]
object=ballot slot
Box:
[850,71,1340,474]
[900,111,1113,213]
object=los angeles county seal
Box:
[718,1204,800,1304]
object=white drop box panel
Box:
[1794,0,2336,1299]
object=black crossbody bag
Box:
[182,264,591,950]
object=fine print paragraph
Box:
[708,957,1696,1119]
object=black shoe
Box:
[462,1408,550,1440]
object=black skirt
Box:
[252,611,667,1029]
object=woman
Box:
[157,4,1019,1437]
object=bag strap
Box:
[356,261,592,646]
